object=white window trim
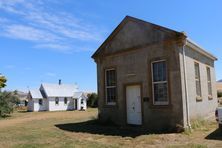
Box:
[39,99,43,106]
[64,97,68,105]
[206,66,212,96]
[194,62,202,97]
[105,68,116,105]
[55,97,59,105]
[151,60,169,105]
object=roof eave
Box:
[186,39,217,61]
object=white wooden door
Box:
[126,85,142,125]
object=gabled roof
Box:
[92,15,217,61]
[92,15,183,59]
[218,79,222,83]
[41,83,78,97]
[29,89,43,99]
[73,91,87,99]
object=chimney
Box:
[59,79,61,85]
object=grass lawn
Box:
[0,108,222,148]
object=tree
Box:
[218,91,222,98]
[0,74,7,89]
[87,93,98,107]
[0,75,19,117]
[0,91,19,117]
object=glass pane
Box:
[207,67,211,81]
[154,83,168,102]
[107,87,116,103]
[196,80,201,96]
[195,63,200,79]
[153,61,166,82]
[106,70,116,86]
[208,82,212,95]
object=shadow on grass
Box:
[205,128,222,140]
[0,114,11,119]
[55,119,175,138]
[17,110,28,113]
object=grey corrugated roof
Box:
[41,83,78,97]
[73,92,88,99]
[29,89,43,99]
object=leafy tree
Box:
[0,75,7,89]
[0,91,19,117]
[87,93,98,107]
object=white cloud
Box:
[3,25,59,42]
[4,64,15,69]
[24,67,32,70]
[0,0,106,53]
[45,72,57,77]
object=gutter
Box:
[182,39,191,128]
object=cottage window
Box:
[105,68,117,105]
[55,97,59,105]
[81,99,84,104]
[194,62,202,99]
[64,97,67,105]
[206,67,212,97]
[151,60,168,105]
[39,99,43,105]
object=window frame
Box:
[194,62,202,100]
[55,97,59,105]
[206,66,213,98]
[64,97,68,105]
[105,68,117,105]
[151,60,169,105]
[39,99,43,106]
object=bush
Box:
[0,91,19,117]
[87,93,98,108]
[218,91,222,98]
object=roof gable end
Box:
[92,16,183,59]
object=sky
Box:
[0,0,221,92]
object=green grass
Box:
[168,143,207,148]
[0,109,220,147]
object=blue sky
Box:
[0,0,221,92]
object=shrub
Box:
[87,93,98,108]
[218,91,222,98]
[0,91,19,117]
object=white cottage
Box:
[27,81,87,112]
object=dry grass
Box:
[0,108,221,148]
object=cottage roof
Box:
[29,89,43,99]
[73,92,87,99]
[92,15,217,61]
[41,83,78,97]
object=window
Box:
[39,99,43,105]
[81,99,84,104]
[55,97,59,105]
[151,60,168,105]
[105,68,117,105]
[194,62,202,98]
[206,67,212,97]
[64,97,67,105]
